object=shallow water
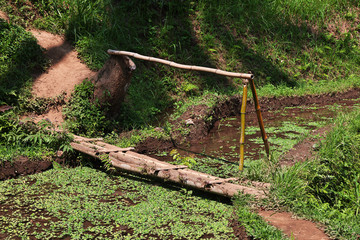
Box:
[176,98,360,163]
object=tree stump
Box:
[92,55,136,116]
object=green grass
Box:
[268,108,360,239]
[0,19,46,105]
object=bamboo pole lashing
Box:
[107,50,254,79]
[239,80,248,171]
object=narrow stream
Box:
[175,97,360,163]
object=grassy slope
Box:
[2,0,360,129]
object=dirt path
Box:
[29,29,95,124]
[30,30,95,98]
[258,210,329,240]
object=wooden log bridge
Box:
[70,135,267,199]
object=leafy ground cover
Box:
[0,110,72,163]
[0,166,284,239]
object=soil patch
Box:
[31,29,95,99]
[0,157,65,180]
[258,210,329,240]
[0,10,9,22]
[279,125,332,166]
[229,217,253,240]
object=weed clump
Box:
[63,80,114,137]
[0,110,72,162]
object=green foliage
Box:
[118,66,172,129]
[0,167,237,239]
[169,149,197,168]
[309,109,360,213]
[0,19,45,105]
[0,110,73,162]
[197,0,360,87]
[63,79,113,137]
[2,0,360,127]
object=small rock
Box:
[312,143,319,150]
[57,150,64,157]
[154,127,163,132]
[185,119,194,125]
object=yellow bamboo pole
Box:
[239,80,248,171]
[248,77,270,159]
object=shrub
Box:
[63,80,114,137]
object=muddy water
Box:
[178,98,360,163]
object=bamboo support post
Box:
[248,77,270,159]
[239,80,248,171]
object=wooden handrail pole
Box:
[248,77,270,159]
[239,80,248,171]
[107,49,254,79]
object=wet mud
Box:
[0,157,66,180]
[141,88,360,166]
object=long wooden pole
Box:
[107,49,254,79]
